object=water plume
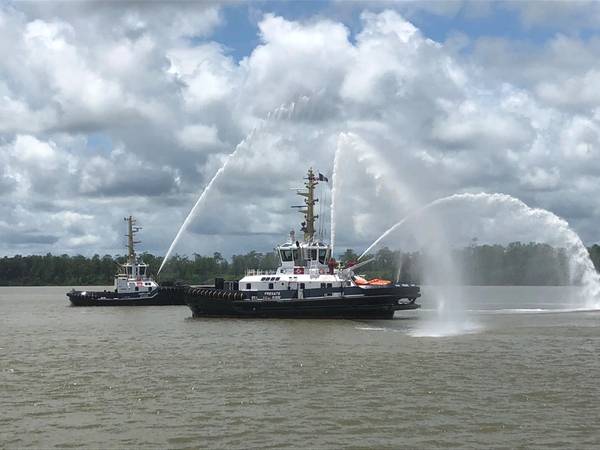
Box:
[360,192,600,310]
[158,141,246,275]
[329,133,345,254]
[159,98,313,274]
[330,132,416,256]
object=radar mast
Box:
[296,168,319,242]
[125,216,141,264]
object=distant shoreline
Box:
[2,243,599,286]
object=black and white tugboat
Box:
[67,216,187,306]
[185,169,420,319]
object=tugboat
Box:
[67,216,187,306]
[185,169,420,319]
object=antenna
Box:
[124,216,141,263]
[294,168,319,242]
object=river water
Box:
[1,286,599,448]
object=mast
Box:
[125,216,141,264]
[296,168,319,242]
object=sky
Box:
[2,0,600,259]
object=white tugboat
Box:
[185,169,420,318]
[67,216,186,306]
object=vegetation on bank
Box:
[1,242,600,286]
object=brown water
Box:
[1,286,600,448]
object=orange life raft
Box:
[353,276,392,286]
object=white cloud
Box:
[1,4,600,258]
[176,124,224,151]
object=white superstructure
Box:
[238,168,376,298]
[114,216,159,294]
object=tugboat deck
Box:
[183,168,421,319]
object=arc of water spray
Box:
[358,192,600,308]
[331,132,419,259]
[358,194,464,260]
[159,97,314,275]
[158,144,244,275]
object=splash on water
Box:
[409,286,482,337]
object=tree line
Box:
[1,242,600,286]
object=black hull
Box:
[67,286,188,306]
[186,286,420,319]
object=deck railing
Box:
[245,268,278,276]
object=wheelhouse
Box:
[277,241,331,269]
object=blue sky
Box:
[209,0,594,61]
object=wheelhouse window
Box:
[126,266,132,276]
[310,249,317,261]
[140,266,146,276]
[280,249,293,262]
[246,283,251,289]
[318,249,327,264]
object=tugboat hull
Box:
[67,286,188,306]
[185,286,420,319]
